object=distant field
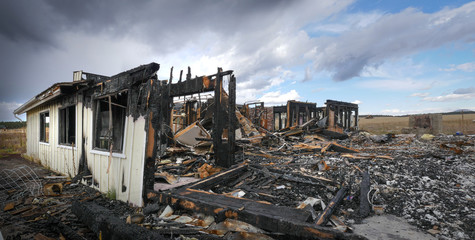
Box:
[0,128,26,157]
[359,113,475,135]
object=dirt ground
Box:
[1,154,103,240]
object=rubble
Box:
[142,122,474,239]
[2,130,474,239]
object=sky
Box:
[1,0,474,121]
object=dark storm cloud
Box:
[6,0,474,119]
[453,87,475,94]
[3,0,347,121]
[0,1,59,46]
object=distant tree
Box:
[0,121,26,129]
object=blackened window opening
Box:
[94,92,127,152]
[40,111,50,143]
[59,105,76,145]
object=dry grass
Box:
[359,116,409,134]
[441,114,475,134]
[359,113,475,135]
[0,128,26,157]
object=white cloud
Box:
[359,78,435,91]
[381,109,405,115]
[440,62,475,72]
[423,93,475,102]
[310,11,384,34]
[259,90,301,106]
[422,87,475,102]
[410,92,430,97]
[352,100,362,104]
[312,88,325,93]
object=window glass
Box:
[59,105,76,145]
[94,92,127,152]
[40,111,50,143]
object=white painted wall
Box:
[26,101,80,176]
[25,97,147,206]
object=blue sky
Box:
[0,0,474,121]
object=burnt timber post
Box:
[212,68,236,168]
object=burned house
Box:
[13,63,236,206]
[320,100,359,133]
[12,62,377,239]
[273,100,358,132]
[9,63,472,240]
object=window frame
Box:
[58,105,76,146]
[39,110,50,143]
[92,91,128,153]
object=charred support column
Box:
[213,69,236,167]
[228,74,236,165]
[143,78,161,201]
[158,80,172,157]
[355,108,359,129]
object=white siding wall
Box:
[84,107,146,206]
[26,101,81,176]
[26,98,146,206]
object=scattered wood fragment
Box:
[322,142,359,153]
[10,206,35,215]
[244,151,287,160]
[44,183,63,196]
[155,172,177,184]
[330,215,352,232]
[3,201,16,211]
[34,233,56,240]
[341,154,394,160]
[44,176,69,180]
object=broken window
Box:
[40,111,50,143]
[93,92,127,152]
[59,105,76,145]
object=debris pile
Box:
[144,122,474,239]
[2,130,474,239]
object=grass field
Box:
[0,128,26,157]
[359,113,475,135]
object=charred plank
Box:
[316,186,348,226]
[72,201,165,240]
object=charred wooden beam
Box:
[188,164,247,190]
[359,171,371,218]
[169,70,233,97]
[72,201,165,240]
[316,186,348,226]
[46,214,85,240]
[148,188,365,240]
